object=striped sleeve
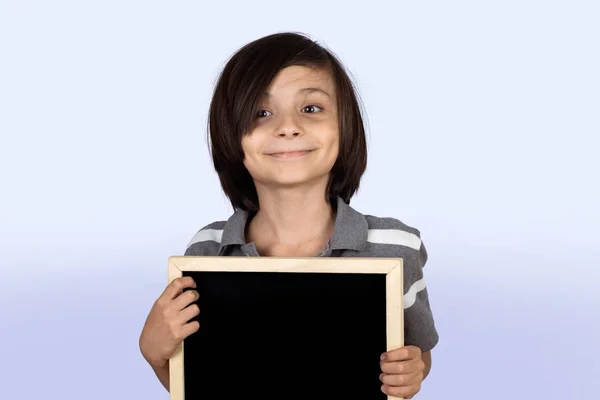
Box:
[184,221,225,256]
[403,239,439,352]
[363,215,439,352]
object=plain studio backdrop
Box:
[0,1,598,399]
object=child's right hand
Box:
[139,276,200,367]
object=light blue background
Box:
[1,1,598,398]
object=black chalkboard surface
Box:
[167,256,404,400]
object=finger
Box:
[380,359,424,375]
[381,345,421,362]
[380,370,423,387]
[181,320,200,338]
[161,277,196,301]
[172,289,199,312]
[173,320,200,342]
[177,303,200,323]
[381,382,421,399]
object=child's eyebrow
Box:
[298,87,331,98]
[262,87,332,99]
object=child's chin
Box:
[267,174,325,188]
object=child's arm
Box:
[149,361,170,391]
[139,276,200,392]
[380,237,438,398]
[422,350,432,380]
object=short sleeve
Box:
[403,240,439,352]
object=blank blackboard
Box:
[167,256,404,400]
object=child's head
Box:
[207,32,367,211]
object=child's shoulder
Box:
[183,219,228,256]
[358,203,425,245]
[353,208,427,264]
[362,212,423,238]
[347,200,423,239]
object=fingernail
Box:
[380,353,386,360]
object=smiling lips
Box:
[267,150,314,158]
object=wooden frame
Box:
[167,255,405,400]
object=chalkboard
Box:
[167,256,404,400]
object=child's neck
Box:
[246,186,336,257]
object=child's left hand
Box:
[379,345,425,399]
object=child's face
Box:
[241,65,339,192]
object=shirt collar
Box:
[329,196,369,252]
[217,196,368,255]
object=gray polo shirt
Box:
[184,196,439,353]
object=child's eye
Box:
[301,105,322,113]
[257,110,272,118]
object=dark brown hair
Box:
[207,32,367,212]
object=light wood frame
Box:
[167,255,405,400]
